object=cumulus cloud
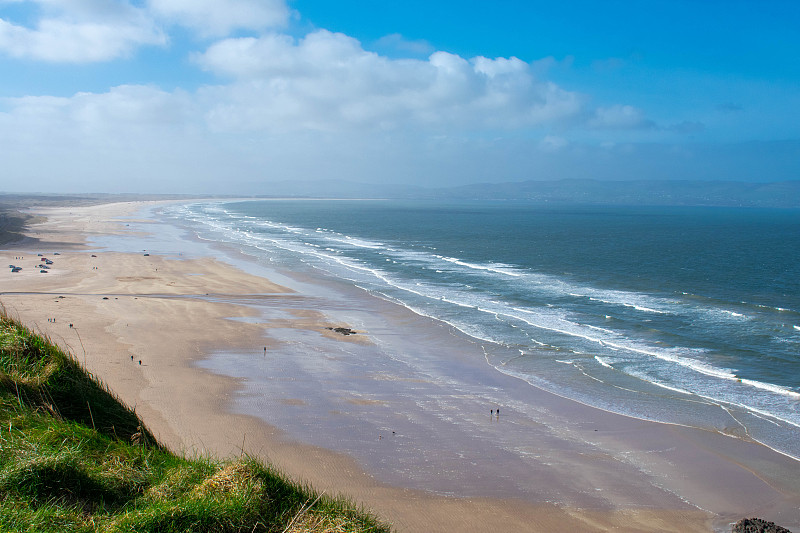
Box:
[147,0,290,36]
[0,18,165,61]
[2,84,194,143]
[194,30,584,133]
[0,0,291,62]
[0,84,209,191]
[0,0,165,62]
[2,80,796,193]
[0,4,717,192]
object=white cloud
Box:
[147,0,289,36]
[194,30,585,133]
[0,18,165,61]
[70,84,193,128]
[0,84,209,191]
[2,84,193,141]
[0,0,290,62]
[0,7,718,192]
[0,0,165,62]
[2,83,797,193]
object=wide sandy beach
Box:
[2,200,799,532]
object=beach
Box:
[2,200,799,532]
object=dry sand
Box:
[2,201,799,532]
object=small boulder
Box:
[326,326,358,336]
[732,518,793,533]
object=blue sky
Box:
[0,0,798,193]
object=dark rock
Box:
[732,518,793,533]
[326,327,358,336]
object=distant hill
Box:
[255,179,800,208]
[434,179,800,207]
[3,179,798,208]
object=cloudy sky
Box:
[1,0,798,194]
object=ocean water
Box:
[166,200,800,459]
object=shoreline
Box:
[2,200,799,532]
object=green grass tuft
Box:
[0,309,391,532]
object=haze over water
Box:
[169,200,800,459]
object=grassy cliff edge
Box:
[0,309,391,533]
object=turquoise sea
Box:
[167,200,800,459]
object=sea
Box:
[164,199,800,460]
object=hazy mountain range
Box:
[255,179,800,208]
[3,180,798,208]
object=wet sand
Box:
[2,200,799,532]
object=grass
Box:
[0,309,391,533]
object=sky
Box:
[0,0,799,194]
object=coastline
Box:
[2,200,799,532]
